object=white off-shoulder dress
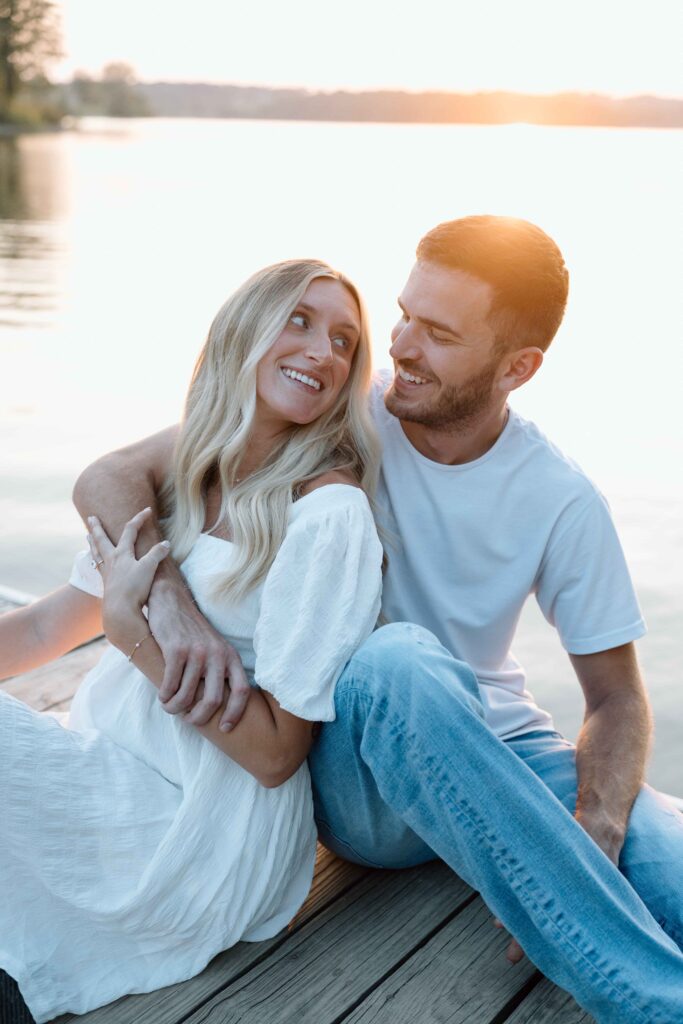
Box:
[0,485,383,1023]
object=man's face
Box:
[384,261,504,430]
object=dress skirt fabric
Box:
[0,485,384,1021]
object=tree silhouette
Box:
[0,0,62,115]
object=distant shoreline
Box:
[49,82,683,130]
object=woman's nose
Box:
[306,331,334,364]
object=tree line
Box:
[1,2,146,125]
[1,3,681,129]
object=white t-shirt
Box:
[372,370,646,740]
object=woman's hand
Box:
[87,508,170,631]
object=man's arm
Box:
[73,426,177,559]
[570,642,652,864]
[73,428,251,728]
[494,641,651,965]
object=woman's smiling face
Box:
[255,277,361,431]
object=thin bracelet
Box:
[127,632,154,663]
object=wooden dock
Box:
[1,592,597,1023]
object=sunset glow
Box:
[54,0,681,98]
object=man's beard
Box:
[384,360,499,432]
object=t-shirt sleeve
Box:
[535,491,646,655]
[68,549,104,599]
[253,488,383,721]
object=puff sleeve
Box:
[253,485,383,721]
[68,549,104,599]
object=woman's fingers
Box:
[86,532,102,564]
[87,516,115,559]
[118,507,153,553]
[140,540,171,573]
[88,509,158,562]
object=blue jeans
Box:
[309,624,683,1024]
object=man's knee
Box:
[356,621,440,659]
[339,622,482,715]
[623,787,683,947]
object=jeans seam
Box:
[655,914,683,952]
[339,683,662,1024]
[315,815,387,869]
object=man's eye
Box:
[290,313,308,327]
[429,328,453,343]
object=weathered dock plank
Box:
[342,896,539,1024]
[504,976,596,1023]
[176,862,473,1024]
[53,847,371,1024]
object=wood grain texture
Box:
[52,848,370,1024]
[343,896,539,1024]
[178,861,474,1024]
[504,976,596,1023]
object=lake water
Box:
[1,117,681,791]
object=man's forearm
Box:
[572,648,652,862]
[73,426,178,552]
[74,450,163,556]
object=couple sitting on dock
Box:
[1,216,682,1024]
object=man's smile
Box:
[393,366,436,392]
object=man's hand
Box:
[147,560,251,730]
[571,644,650,868]
[492,918,525,964]
[574,806,625,866]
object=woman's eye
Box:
[332,335,349,350]
[290,313,308,327]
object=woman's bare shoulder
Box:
[298,470,361,497]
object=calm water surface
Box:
[0,118,681,790]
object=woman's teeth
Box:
[282,368,321,391]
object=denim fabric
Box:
[309,623,683,1024]
[507,729,683,952]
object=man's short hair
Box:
[416,215,569,353]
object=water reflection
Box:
[0,140,28,220]
[0,136,67,329]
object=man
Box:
[74,216,683,1021]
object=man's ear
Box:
[496,347,544,394]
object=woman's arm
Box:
[105,602,313,788]
[0,586,102,681]
[88,511,313,788]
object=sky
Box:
[53,0,682,97]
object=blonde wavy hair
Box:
[161,259,380,602]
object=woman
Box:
[0,259,384,1023]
